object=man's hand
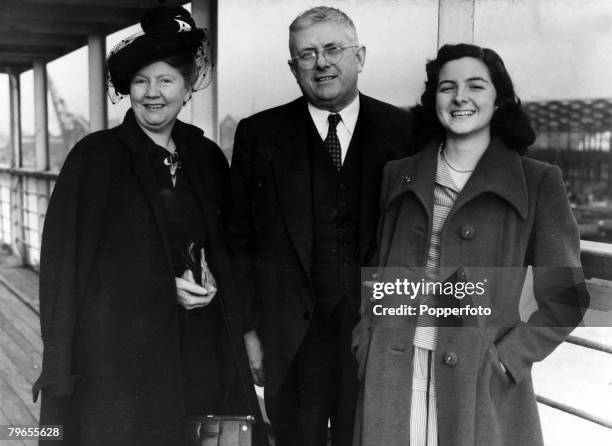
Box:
[244,330,265,386]
[176,269,213,310]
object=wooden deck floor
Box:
[0,255,40,446]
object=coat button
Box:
[459,225,476,240]
[303,312,311,320]
[401,175,413,184]
[443,351,459,367]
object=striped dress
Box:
[410,150,462,446]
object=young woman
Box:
[352,44,588,446]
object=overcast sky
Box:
[1,0,611,136]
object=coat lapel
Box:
[271,98,314,278]
[173,121,219,241]
[449,137,528,221]
[117,111,175,276]
[384,139,439,223]
[383,137,529,223]
[357,94,410,263]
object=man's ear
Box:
[288,61,299,81]
[355,46,366,73]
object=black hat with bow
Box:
[106,1,211,103]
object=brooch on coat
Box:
[163,151,182,182]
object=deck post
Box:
[8,70,26,264]
[33,60,49,266]
[8,71,22,169]
[191,0,218,142]
[437,0,475,47]
[88,34,107,132]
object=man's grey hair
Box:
[289,6,359,56]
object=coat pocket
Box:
[487,344,514,396]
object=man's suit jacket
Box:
[227,93,414,395]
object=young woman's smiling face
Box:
[435,57,497,140]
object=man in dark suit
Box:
[227,6,414,446]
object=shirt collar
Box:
[307,94,360,135]
[436,148,461,193]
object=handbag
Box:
[186,415,255,446]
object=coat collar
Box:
[116,109,207,195]
[171,118,220,221]
[356,93,407,261]
[386,136,529,221]
[385,138,438,221]
[455,136,528,220]
[116,110,174,276]
[271,97,314,278]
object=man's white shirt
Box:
[307,94,360,166]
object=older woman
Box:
[33,3,263,445]
[352,44,588,446]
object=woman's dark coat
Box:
[34,110,265,446]
[352,138,589,446]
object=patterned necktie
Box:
[324,113,342,171]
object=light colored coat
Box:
[352,138,589,446]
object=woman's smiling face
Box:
[129,60,191,135]
[435,56,497,140]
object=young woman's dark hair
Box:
[412,43,536,154]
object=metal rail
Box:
[581,240,612,281]
[565,334,612,354]
[536,395,612,430]
[534,244,612,428]
[0,166,59,181]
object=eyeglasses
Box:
[289,45,360,69]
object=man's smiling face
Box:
[289,21,365,112]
